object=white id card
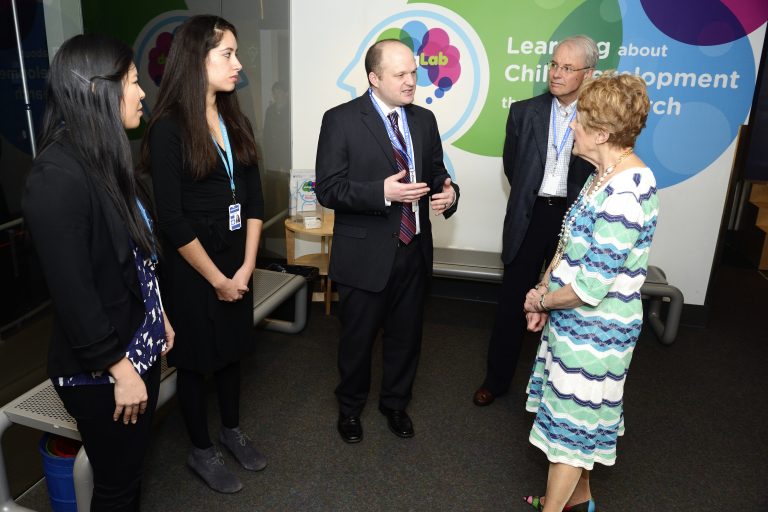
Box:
[409,167,419,213]
[228,203,242,231]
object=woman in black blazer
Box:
[23,34,174,511]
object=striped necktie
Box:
[387,110,416,245]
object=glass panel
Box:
[0,0,55,497]
[0,0,50,334]
[223,0,290,257]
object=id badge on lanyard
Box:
[397,111,418,213]
[212,113,241,231]
[229,204,242,231]
[408,167,418,213]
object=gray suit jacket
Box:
[501,92,593,264]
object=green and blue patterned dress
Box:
[526,166,659,470]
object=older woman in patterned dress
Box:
[521,73,658,512]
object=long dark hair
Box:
[142,15,258,180]
[39,33,155,257]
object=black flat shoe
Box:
[337,414,363,443]
[379,406,414,438]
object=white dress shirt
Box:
[539,97,577,197]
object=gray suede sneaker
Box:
[187,446,243,493]
[219,427,268,471]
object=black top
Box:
[149,116,264,249]
[149,115,264,372]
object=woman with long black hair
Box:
[143,15,265,494]
[23,34,174,511]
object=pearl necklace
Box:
[549,148,633,270]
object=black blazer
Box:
[501,92,593,264]
[315,94,459,293]
[23,140,144,378]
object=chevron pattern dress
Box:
[525,166,659,470]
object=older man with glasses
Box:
[473,35,597,408]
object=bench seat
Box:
[0,268,307,512]
[432,248,683,344]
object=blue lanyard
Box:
[135,198,157,263]
[551,99,577,160]
[368,89,415,169]
[211,113,236,203]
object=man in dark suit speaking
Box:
[316,39,459,443]
[473,35,596,407]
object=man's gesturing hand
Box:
[384,170,429,204]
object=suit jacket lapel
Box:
[533,94,552,168]
[94,185,142,301]
[360,94,397,171]
[404,106,423,181]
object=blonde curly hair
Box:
[577,72,650,148]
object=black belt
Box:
[536,196,567,206]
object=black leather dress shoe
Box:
[473,387,495,407]
[337,414,363,443]
[379,406,414,438]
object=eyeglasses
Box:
[547,61,592,75]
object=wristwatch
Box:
[539,293,550,312]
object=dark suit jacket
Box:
[23,139,145,378]
[501,92,593,264]
[315,93,459,293]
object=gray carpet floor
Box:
[18,258,768,511]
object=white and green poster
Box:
[292,0,768,305]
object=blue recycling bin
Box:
[39,434,78,512]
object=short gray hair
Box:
[554,35,598,69]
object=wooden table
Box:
[284,212,336,314]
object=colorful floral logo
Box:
[133,12,188,118]
[300,180,316,193]
[336,10,487,178]
[337,9,486,164]
[377,21,462,105]
[147,31,174,86]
